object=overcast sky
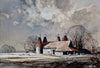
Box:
[0,0,100,50]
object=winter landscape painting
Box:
[0,0,100,68]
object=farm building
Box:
[36,34,91,55]
[43,40,81,55]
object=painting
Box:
[0,0,100,68]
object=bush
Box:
[0,44,16,53]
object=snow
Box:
[0,53,36,59]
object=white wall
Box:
[36,47,40,54]
[55,51,63,55]
[43,49,55,55]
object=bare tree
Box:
[67,25,98,53]
[24,35,38,53]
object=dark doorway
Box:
[53,50,55,54]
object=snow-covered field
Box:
[0,53,93,59]
[0,53,37,59]
[0,53,94,58]
[0,53,99,64]
[0,53,60,62]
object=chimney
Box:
[36,34,43,54]
[63,33,68,41]
[43,34,48,43]
[57,34,61,41]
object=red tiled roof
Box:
[44,41,72,51]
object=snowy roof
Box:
[44,40,72,51]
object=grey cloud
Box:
[55,0,74,11]
[72,0,100,10]
[71,5,100,33]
